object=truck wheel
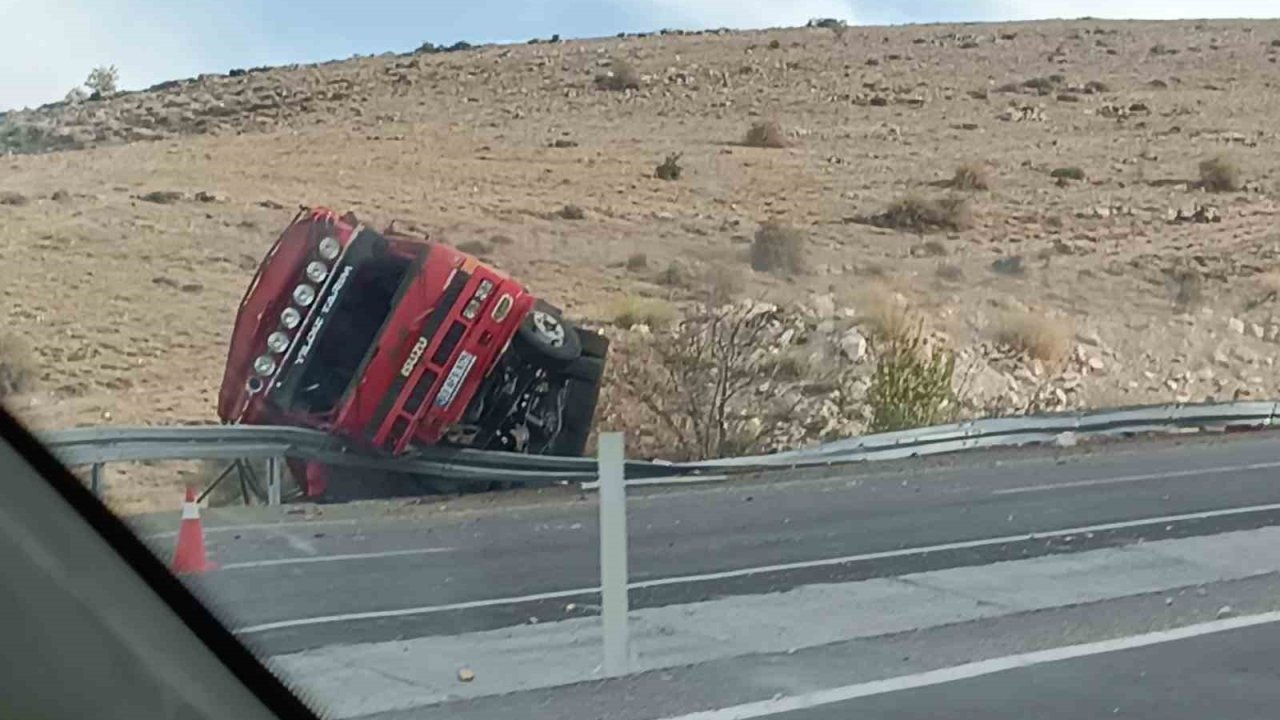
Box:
[515,301,581,368]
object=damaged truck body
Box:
[217,207,607,498]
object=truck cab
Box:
[217,207,607,497]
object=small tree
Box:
[865,322,958,433]
[85,65,119,97]
[612,302,795,460]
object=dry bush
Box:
[595,59,641,91]
[949,162,993,191]
[655,153,683,180]
[1172,269,1204,308]
[699,264,746,306]
[1050,166,1086,181]
[605,302,795,460]
[609,296,678,329]
[994,311,1073,363]
[1198,155,1241,192]
[625,252,648,270]
[743,121,789,149]
[872,194,973,232]
[1255,270,1280,298]
[557,204,586,220]
[936,263,964,281]
[750,221,807,274]
[857,287,917,344]
[865,322,959,433]
[0,333,38,400]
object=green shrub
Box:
[866,323,958,433]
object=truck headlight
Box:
[267,331,291,353]
[305,261,329,283]
[475,279,494,301]
[253,355,277,376]
[318,236,341,260]
[292,283,316,307]
[463,298,482,320]
[280,307,302,329]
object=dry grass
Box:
[857,287,917,343]
[609,296,678,329]
[455,239,493,256]
[1050,166,1086,181]
[1199,155,1242,192]
[994,311,1073,363]
[743,121,789,149]
[750,221,807,274]
[655,153,683,180]
[0,332,38,400]
[595,59,642,91]
[949,162,993,191]
[873,194,974,232]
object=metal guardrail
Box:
[38,400,1280,502]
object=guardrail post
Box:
[598,432,630,677]
[266,457,283,507]
[90,463,103,497]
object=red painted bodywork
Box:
[218,208,534,460]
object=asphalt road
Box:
[170,432,1280,651]
[124,431,1280,718]
[774,617,1280,720]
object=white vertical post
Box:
[266,457,283,507]
[598,432,630,677]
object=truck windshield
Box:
[281,249,413,414]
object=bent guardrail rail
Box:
[37,400,1280,502]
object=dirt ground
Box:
[2,18,1279,513]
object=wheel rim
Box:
[530,310,566,348]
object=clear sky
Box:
[2,0,1276,111]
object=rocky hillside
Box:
[2,18,1280,510]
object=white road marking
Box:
[141,518,359,540]
[236,586,597,634]
[234,500,1280,634]
[654,610,1280,720]
[220,547,455,570]
[993,460,1280,496]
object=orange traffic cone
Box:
[172,487,217,574]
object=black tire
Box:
[579,327,610,359]
[514,300,581,368]
[549,359,605,456]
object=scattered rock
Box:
[0,191,29,206]
[50,189,71,202]
[839,328,867,362]
[1216,605,1233,618]
[1228,317,1246,335]
[194,190,227,203]
[258,199,286,210]
[457,667,476,682]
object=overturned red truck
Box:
[217,207,607,498]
